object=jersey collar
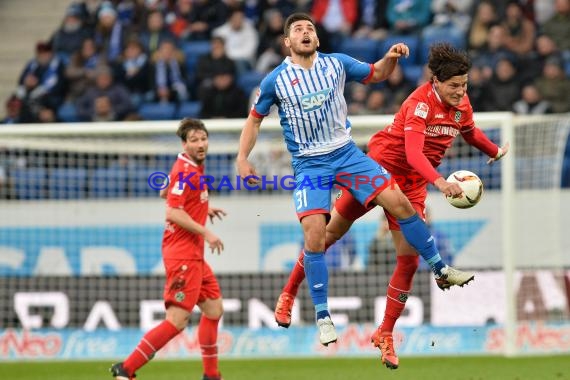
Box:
[177,152,199,167]
[284,52,320,70]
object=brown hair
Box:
[428,43,472,82]
[283,13,314,37]
[176,118,208,141]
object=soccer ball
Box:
[445,170,484,209]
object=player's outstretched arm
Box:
[237,114,263,184]
[368,43,409,83]
[460,127,509,164]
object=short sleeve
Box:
[403,100,430,134]
[331,53,374,83]
[251,75,277,117]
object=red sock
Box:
[283,243,332,296]
[380,255,419,334]
[283,250,306,296]
[199,315,220,378]
[123,320,180,375]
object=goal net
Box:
[0,113,568,360]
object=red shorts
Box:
[163,259,221,312]
[335,169,428,231]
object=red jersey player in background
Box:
[111,118,227,380]
[274,43,509,370]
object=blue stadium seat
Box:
[338,38,380,63]
[89,167,128,198]
[127,167,163,197]
[57,102,79,122]
[402,64,423,83]
[176,101,202,119]
[381,34,420,66]
[420,27,466,63]
[237,70,265,97]
[138,102,176,120]
[11,168,48,200]
[48,168,88,199]
[182,41,211,74]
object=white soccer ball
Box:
[445,170,484,209]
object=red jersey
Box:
[369,81,475,180]
[162,153,209,260]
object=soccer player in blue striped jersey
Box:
[237,12,471,347]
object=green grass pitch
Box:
[2,356,570,380]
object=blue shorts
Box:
[291,142,391,220]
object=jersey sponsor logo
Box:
[454,111,462,122]
[414,102,429,119]
[425,125,460,137]
[301,88,332,112]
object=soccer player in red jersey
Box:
[274,43,509,369]
[111,118,227,380]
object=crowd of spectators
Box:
[2,0,570,124]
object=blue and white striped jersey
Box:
[252,52,373,157]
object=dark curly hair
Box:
[428,43,472,82]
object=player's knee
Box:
[388,195,415,219]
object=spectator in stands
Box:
[466,64,486,111]
[534,55,570,113]
[422,0,474,47]
[51,6,93,57]
[310,0,359,50]
[518,34,562,85]
[500,1,536,57]
[467,1,498,54]
[195,36,237,93]
[382,64,414,112]
[256,9,285,58]
[94,3,128,63]
[513,83,553,114]
[15,41,66,123]
[139,10,177,56]
[212,7,259,73]
[151,39,189,103]
[541,0,570,52]
[1,95,22,124]
[472,25,515,81]
[353,0,389,40]
[255,35,288,73]
[198,68,248,119]
[186,0,229,41]
[482,56,521,111]
[364,89,390,115]
[75,0,104,31]
[76,65,133,121]
[65,38,103,100]
[347,83,369,115]
[166,0,195,40]
[428,0,474,34]
[115,38,152,107]
[386,0,432,34]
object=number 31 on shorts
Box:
[295,189,308,210]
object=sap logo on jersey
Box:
[301,88,331,112]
